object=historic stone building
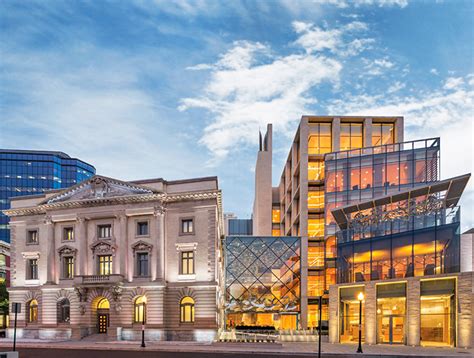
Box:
[4,175,223,341]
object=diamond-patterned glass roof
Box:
[224,236,301,313]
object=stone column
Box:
[364,282,376,345]
[457,272,473,348]
[395,117,404,143]
[154,205,165,281]
[363,118,373,148]
[328,285,339,343]
[45,216,56,284]
[407,279,420,346]
[77,217,88,276]
[117,214,127,277]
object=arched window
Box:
[180,296,194,323]
[97,298,110,309]
[57,298,70,323]
[134,296,147,323]
[27,299,38,323]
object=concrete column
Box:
[77,217,88,275]
[395,117,404,143]
[457,272,473,348]
[332,117,341,152]
[407,279,420,346]
[363,118,373,148]
[300,121,309,329]
[364,282,376,345]
[45,216,56,284]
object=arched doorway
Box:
[96,297,110,334]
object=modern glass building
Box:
[224,236,300,330]
[0,149,95,243]
[328,174,471,347]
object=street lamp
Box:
[357,292,364,354]
[141,296,147,348]
[318,290,329,358]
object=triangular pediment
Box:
[43,175,156,204]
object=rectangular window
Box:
[136,221,149,236]
[308,189,324,209]
[340,123,363,151]
[63,256,74,279]
[308,217,324,237]
[372,123,395,146]
[272,229,281,236]
[137,253,149,277]
[340,287,365,343]
[63,227,74,241]
[181,219,194,234]
[308,161,325,181]
[27,230,38,244]
[181,251,195,275]
[98,224,111,239]
[98,255,112,275]
[272,209,280,223]
[308,123,332,154]
[27,259,38,280]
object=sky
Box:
[0,0,473,230]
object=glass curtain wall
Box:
[336,217,460,284]
[225,236,301,330]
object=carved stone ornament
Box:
[110,283,124,313]
[44,215,53,225]
[58,245,77,256]
[132,241,153,255]
[79,303,86,315]
[74,286,88,303]
[90,241,117,257]
[153,204,166,217]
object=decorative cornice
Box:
[3,190,222,217]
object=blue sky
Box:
[1,0,473,230]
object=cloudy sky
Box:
[1,0,473,230]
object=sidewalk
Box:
[0,338,472,357]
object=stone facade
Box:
[4,175,223,341]
[328,272,474,348]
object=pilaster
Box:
[407,279,420,346]
[77,217,88,275]
[364,281,376,345]
[363,118,373,148]
[45,216,56,284]
[332,117,341,152]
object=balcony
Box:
[73,274,124,286]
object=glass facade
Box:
[227,219,253,235]
[224,236,300,329]
[0,150,95,243]
[376,282,406,344]
[337,204,460,284]
[339,286,365,343]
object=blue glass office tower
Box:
[0,149,95,243]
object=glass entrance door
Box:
[378,315,405,344]
[98,314,108,333]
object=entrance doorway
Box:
[378,315,405,344]
[96,297,110,334]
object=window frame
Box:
[180,296,195,323]
[62,256,74,279]
[97,224,112,239]
[27,258,38,280]
[136,252,149,277]
[136,220,150,237]
[62,226,75,242]
[180,217,195,235]
[26,229,39,245]
[57,298,70,324]
[98,255,113,275]
[180,250,195,275]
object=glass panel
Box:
[272,209,280,223]
[308,244,324,267]
[376,297,406,344]
[420,295,454,347]
[308,218,324,237]
[308,161,324,181]
[308,272,324,296]
[308,190,324,209]
[340,287,364,343]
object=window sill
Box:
[61,240,75,243]
[26,242,39,246]
[135,235,150,239]
[179,232,195,236]
[177,274,196,281]
[25,279,40,286]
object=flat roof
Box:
[0,148,96,169]
[331,173,471,229]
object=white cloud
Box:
[443,77,464,90]
[180,38,342,162]
[364,57,395,76]
[292,20,373,56]
[430,68,439,75]
[387,81,405,93]
[313,0,409,8]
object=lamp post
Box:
[141,296,147,348]
[318,290,328,358]
[357,292,364,354]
